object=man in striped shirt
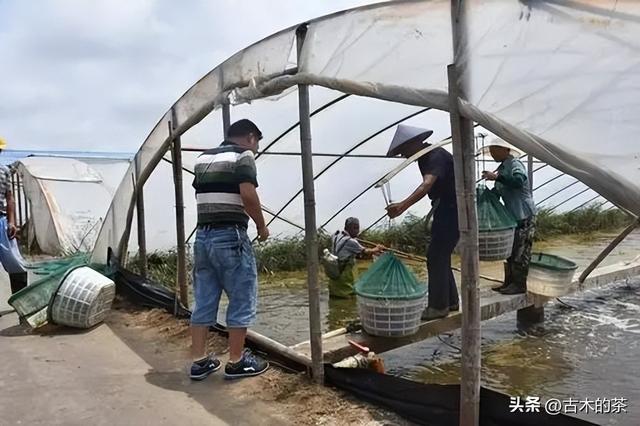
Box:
[189,119,270,381]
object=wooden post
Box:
[222,103,231,138]
[135,158,148,277]
[450,1,481,424]
[517,154,543,325]
[528,155,534,192]
[296,24,324,384]
[24,181,29,225]
[10,170,17,219]
[579,217,640,283]
[16,172,23,228]
[517,305,545,328]
[170,109,189,310]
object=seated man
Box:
[328,217,383,298]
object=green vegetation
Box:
[361,213,429,255]
[254,236,323,273]
[128,206,632,288]
[129,249,194,290]
[534,206,632,241]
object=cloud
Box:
[0,0,377,151]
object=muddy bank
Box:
[107,302,410,426]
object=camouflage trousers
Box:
[507,217,536,286]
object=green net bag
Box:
[477,185,517,231]
[354,252,426,300]
[476,185,517,261]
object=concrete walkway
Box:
[0,272,280,426]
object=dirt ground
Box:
[107,300,411,426]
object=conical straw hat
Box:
[477,136,523,157]
[386,124,433,157]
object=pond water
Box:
[224,231,640,424]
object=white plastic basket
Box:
[478,228,515,261]
[357,295,426,337]
[49,266,116,329]
[527,253,578,297]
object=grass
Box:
[127,206,633,288]
[534,206,632,241]
[361,213,429,255]
[129,249,194,291]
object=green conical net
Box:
[354,253,427,300]
[477,184,517,231]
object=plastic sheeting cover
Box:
[18,157,129,255]
[92,0,640,264]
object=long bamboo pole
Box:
[170,109,189,310]
[450,1,481,423]
[135,159,148,277]
[579,217,640,283]
[358,238,502,284]
[296,24,324,384]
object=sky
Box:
[0,0,379,152]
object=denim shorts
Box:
[0,216,27,274]
[190,226,258,328]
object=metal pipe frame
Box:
[570,194,602,212]
[319,133,460,231]
[255,94,350,161]
[536,180,581,207]
[264,107,432,228]
[533,171,566,192]
[159,156,306,244]
[546,187,591,213]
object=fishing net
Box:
[354,253,426,300]
[477,185,517,232]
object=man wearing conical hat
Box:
[0,137,28,296]
[481,137,536,295]
[386,125,459,321]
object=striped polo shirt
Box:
[193,141,258,228]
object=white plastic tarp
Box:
[18,157,129,256]
[92,0,640,263]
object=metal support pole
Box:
[296,24,324,384]
[450,1,480,424]
[579,217,640,283]
[222,103,231,138]
[170,109,189,310]
[135,159,148,277]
